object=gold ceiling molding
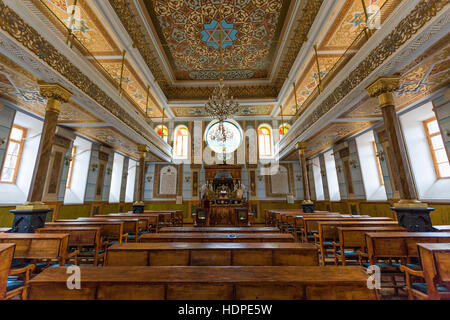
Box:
[0,0,166,154]
[108,0,324,100]
[284,0,448,148]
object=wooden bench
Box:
[302,217,392,243]
[158,227,280,233]
[401,243,450,300]
[76,217,141,242]
[139,232,295,243]
[27,265,376,300]
[0,243,15,300]
[333,226,407,266]
[36,227,103,266]
[45,221,125,244]
[293,214,344,242]
[105,213,157,232]
[105,242,319,267]
[315,221,399,265]
[0,233,76,268]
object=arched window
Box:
[278,123,291,140]
[155,125,168,143]
[258,125,273,158]
[173,126,189,159]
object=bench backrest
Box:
[304,217,392,235]
[338,226,407,248]
[36,227,101,248]
[366,232,450,264]
[76,217,139,234]
[0,233,69,264]
[319,221,399,242]
[45,221,123,240]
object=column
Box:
[296,142,314,212]
[133,144,149,213]
[11,81,72,232]
[366,76,434,231]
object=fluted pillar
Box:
[11,81,72,232]
[133,144,149,213]
[296,142,314,213]
[366,76,434,231]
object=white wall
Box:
[109,153,124,203]
[356,130,387,201]
[312,156,324,200]
[64,136,91,204]
[125,159,136,203]
[324,150,340,201]
[400,102,450,201]
[0,112,42,205]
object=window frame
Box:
[423,117,450,179]
[173,126,189,159]
[372,141,384,186]
[66,145,77,189]
[0,124,27,184]
[258,125,273,158]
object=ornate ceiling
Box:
[142,0,289,81]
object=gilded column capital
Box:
[366,76,400,108]
[295,142,307,155]
[38,81,72,112]
[137,144,150,158]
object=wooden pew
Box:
[401,243,450,300]
[105,213,158,232]
[302,217,392,243]
[76,217,141,242]
[139,232,295,243]
[158,227,280,233]
[0,228,11,233]
[0,243,15,300]
[105,243,319,266]
[96,214,151,232]
[315,220,399,265]
[36,227,103,266]
[333,226,407,266]
[293,214,343,241]
[45,221,125,244]
[111,212,172,231]
[28,265,376,300]
[0,233,75,268]
[434,225,450,232]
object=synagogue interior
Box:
[0,0,449,303]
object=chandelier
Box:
[204,9,239,140]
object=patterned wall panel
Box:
[319,153,330,200]
[348,139,366,200]
[0,104,15,171]
[119,157,129,202]
[84,144,99,202]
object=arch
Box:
[258,124,273,158]
[155,125,168,143]
[278,123,291,140]
[173,125,189,159]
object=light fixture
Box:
[204,5,239,143]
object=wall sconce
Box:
[258,175,264,182]
[146,176,152,182]
[321,170,326,177]
[376,150,385,162]
[445,130,449,137]
[349,159,358,169]
[336,165,342,173]
[91,164,98,172]
[0,138,5,146]
[123,172,128,179]
[296,174,302,181]
[184,176,191,183]
[106,168,112,175]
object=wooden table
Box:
[105,242,318,266]
[158,227,280,233]
[0,228,11,233]
[27,266,376,300]
[434,225,450,232]
[140,233,295,243]
[0,243,15,300]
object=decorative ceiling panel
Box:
[143,0,289,81]
[305,121,376,158]
[171,104,274,117]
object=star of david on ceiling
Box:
[201,19,237,50]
